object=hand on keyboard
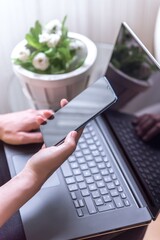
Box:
[132,113,160,141]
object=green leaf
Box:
[25,20,43,50]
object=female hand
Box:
[0,129,79,227]
[132,113,160,141]
[24,130,79,184]
[0,109,53,145]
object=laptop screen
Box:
[105,22,160,216]
[105,22,160,109]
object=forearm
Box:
[0,169,41,227]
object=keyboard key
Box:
[103,194,112,202]
[77,157,85,164]
[89,183,97,191]
[70,162,79,169]
[88,161,96,168]
[101,169,109,176]
[92,190,100,198]
[76,208,84,217]
[98,202,115,212]
[107,182,115,190]
[97,162,106,169]
[114,197,124,208]
[80,163,88,171]
[104,176,112,183]
[124,199,130,206]
[61,161,72,177]
[87,139,94,144]
[81,189,90,197]
[73,168,81,175]
[75,151,83,158]
[71,192,77,200]
[110,189,119,197]
[78,182,87,189]
[117,186,123,192]
[95,156,103,163]
[95,198,103,206]
[86,176,94,184]
[92,150,100,157]
[75,175,84,182]
[65,177,75,184]
[83,149,90,155]
[68,184,78,192]
[80,143,88,149]
[89,144,97,151]
[68,155,76,162]
[97,180,105,188]
[91,167,99,174]
[85,155,93,161]
[74,200,80,208]
[79,199,85,207]
[83,170,91,177]
[94,174,102,181]
[100,187,108,195]
[121,193,127,199]
[84,196,97,214]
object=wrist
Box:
[20,168,42,191]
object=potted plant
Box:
[106,24,157,109]
[11,16,97,110]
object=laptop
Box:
[2,22,160,240]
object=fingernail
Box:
[48,114,54,120]
[70,131,77,138]
[41,121,47,125]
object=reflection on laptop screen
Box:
[105,22,160,109]
[105,22,160,213]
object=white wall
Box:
[0,0,160,113]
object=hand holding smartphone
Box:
[40,76,117,147]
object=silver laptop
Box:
[4,22,160,240]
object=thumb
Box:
[61,131,78,156]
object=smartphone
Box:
[40,76,117,147]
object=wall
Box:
[0,0,160,113]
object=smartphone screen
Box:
[40,76,117,147]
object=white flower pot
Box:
[11,32,97,110]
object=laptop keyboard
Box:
[61,122,130,217]
[106,111,160,206]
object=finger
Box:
[136,117,155,137]
[61,131,77,156]
[17,132,44,144]
[132,117,139,125]
[135,115,151,128]
[60,99,68,108]
[43,131,78,170]
[76,128,84,142]
[36,116,48,125]
[142,123,160,141]
[37,109,54,119]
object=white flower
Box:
[32,53,49,71]
[45,19,62,34]
[69,39,84,50]
[17,47,30,62]
[39,32,50,43]
[47,34,61,48]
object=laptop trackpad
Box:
[12,155,60,188]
